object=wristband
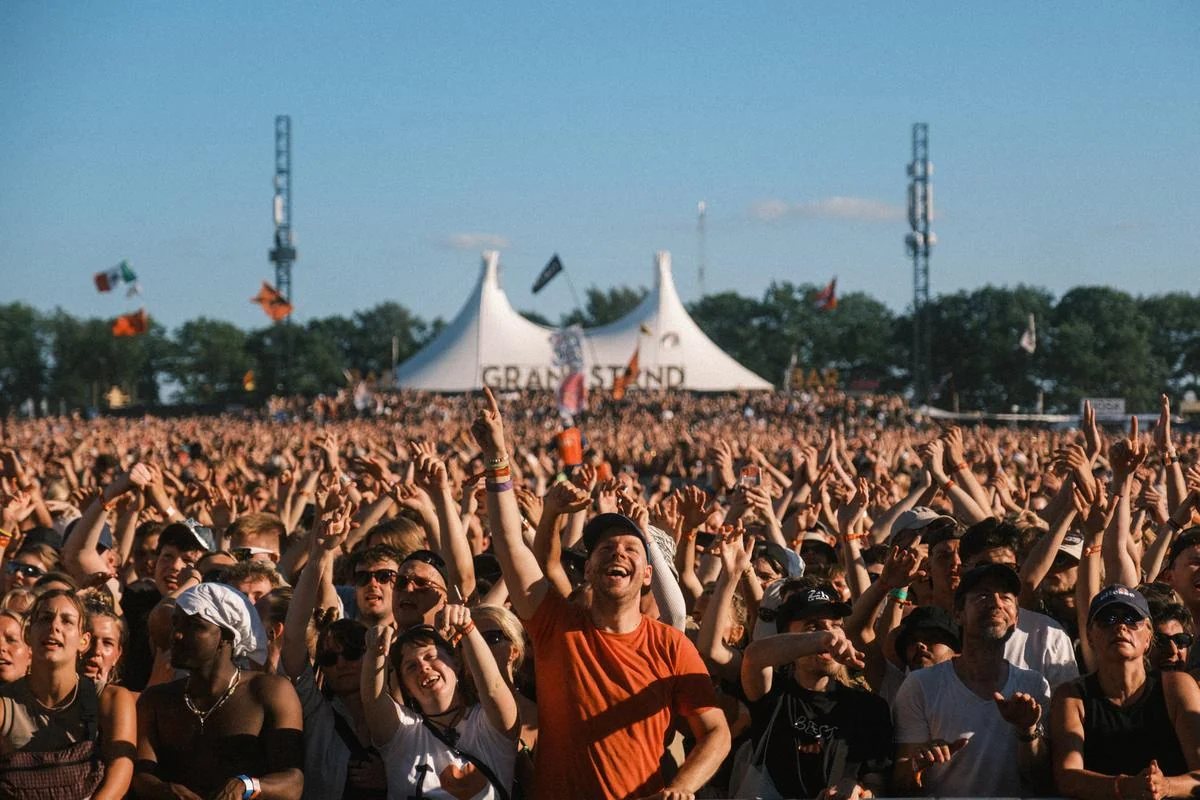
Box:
[1169,518,1184,532]
[486,456,510,470]
[954,461,968,472]
[941,479,956,491]
[164,505,178,518]
[1083,544,1103,557]
[1164,451,1178,466]
[888,587,909,602]
[0,529,11,548]
[236,775,261,800]
[486,480,513,493]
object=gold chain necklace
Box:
[184,669,240,734]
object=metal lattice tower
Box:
[270,115,296,318]
[905,123,935,404]
[697,200,708,297]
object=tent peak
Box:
[481,250,501,287]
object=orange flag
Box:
[251,281,293,321]
[111,308,148,337]
[813,277,837,311]
[612,346,640,400]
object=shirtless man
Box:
[133,582,304,800]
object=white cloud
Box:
[437,232,511,251]
[749,196,905,224]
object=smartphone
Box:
[739,465,762,488]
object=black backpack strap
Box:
[419,715,511,800]
[76,676,101,742]
[330,706,372,760]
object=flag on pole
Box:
[1019,314,1037,354]
[94,261,137,293]
[557,370,587,416]
[612,346,640,400]
[111,308,148,337]
[242,370,256,392]
[639,323,652,336]
[813,277,838,311]
[251,281,294,321]
[531,254,564,294]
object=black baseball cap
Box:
[62,518,115,553]
[402,549,449,584]
[1167,527,1200,567]
[392,624,456,656]
[1088,584,1151,623]
[895,606,962,659]
[954,563,1021,606]
[582,513,648,554]
[776,587,852,633]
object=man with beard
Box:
[740,580,893,798]
[893,564,1050,796]
[474,388,730,800]
[133,582,304,800]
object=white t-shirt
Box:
[382,701,515,800]
[892,659,1050,797]
[1005,608,1079,689]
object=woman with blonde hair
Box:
[0,610,30,685]
[472,603,538,789]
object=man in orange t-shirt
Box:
[472,388,730,800]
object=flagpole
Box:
[559,265,602,368]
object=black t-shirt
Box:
[1075,670,1187,776]
[120,581,162,691]
[747,675,893,798]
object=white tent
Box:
[395,250,773,392]
[583,252,773,391]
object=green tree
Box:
[688,292,772,379]
[1045,286,1165,411]
[45,310,167,409]
[560,285,648,327]
[169,318,252,404]
[0,303,47,415]
[1139,293,1200,396]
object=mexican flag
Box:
[95,261,137,293]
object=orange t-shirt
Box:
[525,591,718,800]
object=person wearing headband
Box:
[132,582,304,800]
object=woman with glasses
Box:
[1051,585,1200,799]
[283,506,386,799]
[1148,598,1195,673]
[472,604,538,792]
[362,603,518,800]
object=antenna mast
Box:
[270,115,296,318]
[905,123,935,404]
[697,200,707,297]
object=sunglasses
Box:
[396,574,446,593]
[1094,609,1146,629]
[481,629,511,646]
[1155,632,1194,650]
[5,562,45,579]
[232,546,279,563]
[315,644,366,668]
[354,569,399,587]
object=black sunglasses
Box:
[1094,609,1145,629]
[5,562,44,579]
[481,629,510,646]
[1155,632,1194,650]
[396,574,446,592]
[316,644,366,668]
[354,569,398,587]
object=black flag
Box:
[531,254,564,294]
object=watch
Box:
[1016,724,1044,742]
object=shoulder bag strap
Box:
[420,715,511,800]
[749,691,787,767]
[331,707,372,759]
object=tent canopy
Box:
[395,250,772,393]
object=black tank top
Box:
[1076,670,1187,775]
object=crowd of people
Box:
[0,386,1198,799]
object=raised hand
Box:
[1110,416,1148,481]
[993,691,1041,732]
[836,477,870,535]
[941,427,966,471]
[910,738,970,786]
[919,439,949,485]
[469,387,507,458]
[676,485,713,533]
[1154,394,1174,455]
[1053,443,1096,502]
[1081,400,1102,463]
[544,480,592,519]
[366,623,395,660]
[435,603,473,645]
[818,627,866,669]
[413,452,450,493]
[879,543,924,590]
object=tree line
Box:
[1,283,1197,414]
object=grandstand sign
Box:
[1082,397,1126,421]
[481,364,686,392]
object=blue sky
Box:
[2,2,1197,334]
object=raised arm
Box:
[741,629,864,702]
[1103,418,1146,588]
[696,532,752,682]
[1019,494,1080,609]
[361,624,401,747]
[282,500,350,679]
[533,480,590,600]
[437,605,518,738]
[473,388,549,621]
[414,452,476,601]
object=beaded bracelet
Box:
[486,456,510,470]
